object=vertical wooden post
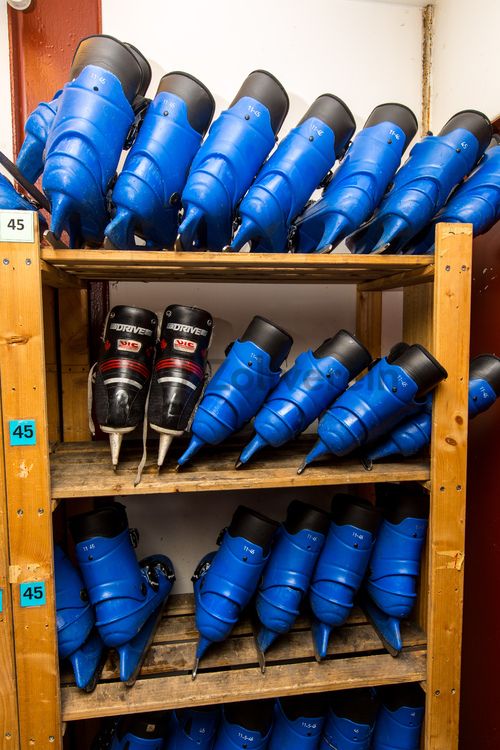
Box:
[425,223,472,749]
[59,289,90,442]
[0,389,19,747]
[0,219,61,748]
[356,289,382,359]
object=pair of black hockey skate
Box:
[90,304,212,473]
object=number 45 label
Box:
[0,210,35,243]
[20,582,46,608]
[9,419,36,446]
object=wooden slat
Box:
[425,223,472,749]
[40,249,433,285]
[61,650,427,722]
[356,289,382,359]
[0,385,20,747]
[358,263,435,292]
[49,437,430,501]
[0,220,61,747]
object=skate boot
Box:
[255,500,330,667]
[310,495,380,661]
[106,72,215,249]
[0,172,47,229]
[166,706,220,749]
[54,544,105,691]
[16,92,61,183]
[148,305,213,470]
[361,484,429,656]
[372,685,424,749]
[365,353,500,464]
[411,136,500,253]
[230,94,355,252]
[192,505,278,677]
[269,694,327,750]
[298,343,447,473]
[110,713,170,749]
[347,109,492,254]
[70,503,175,684]
[91,305,157,469]
[177,316,292,468]
[320,689,378,750]
[177,70,289,250]
[294,103,417,253]
[213,701,274,750]
[42,34,151,246]
[237,330,371,467]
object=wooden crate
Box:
[0,221,472,749]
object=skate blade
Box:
[191,656,200,680]
[250,614,266,674]
[360,592,401,658]
[361,455,373,471]
[120,600,167,687]
[44,229,69,250]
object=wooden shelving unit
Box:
[0,219,472,750]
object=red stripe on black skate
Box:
[155,358,204,379]
[100,359,150,378]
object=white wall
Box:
[0,0,13,159]
[432,0,499,127]
[101,0,424,590]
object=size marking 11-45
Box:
[0,210,35,243]
[9,419,36,446]
[20,582,46,608]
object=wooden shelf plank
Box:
[40,249,434,285]
[50,437,430,500]
[60,594,426,721]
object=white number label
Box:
[0,210,35,243]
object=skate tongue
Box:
[312,619,332,662]
[177,434,205,468]
[108,432,124,469]
[237,434,268,467]
[297,439,330,474]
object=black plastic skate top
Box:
[392,344,447,398]
[331,494,381,535]
[364,103,418,149]
[385,341,410,364]
[240,315,293,371]
[439,109,492,159]
[299,94,356,158]
[158,72,215,136]
[227,505,279,553]
[279,692,328,721]
[70,34,148,103]
[115,712,170,740]
[376,482,430,523]
[314,329,372,379]
[160,304,212,335]
[224,699,275,734]
[378,683,425,711]
[469,353,500,396]
[69,503,128,543]
[284,499,330,536]
[231,69,289,135]
[123,41,152,97]
[104,305,157,340]
[328,688,379,725]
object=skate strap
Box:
[88,363,97,436]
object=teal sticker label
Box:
[0,589,3,613]
[20,582,46,608]
[9,419,36,446]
